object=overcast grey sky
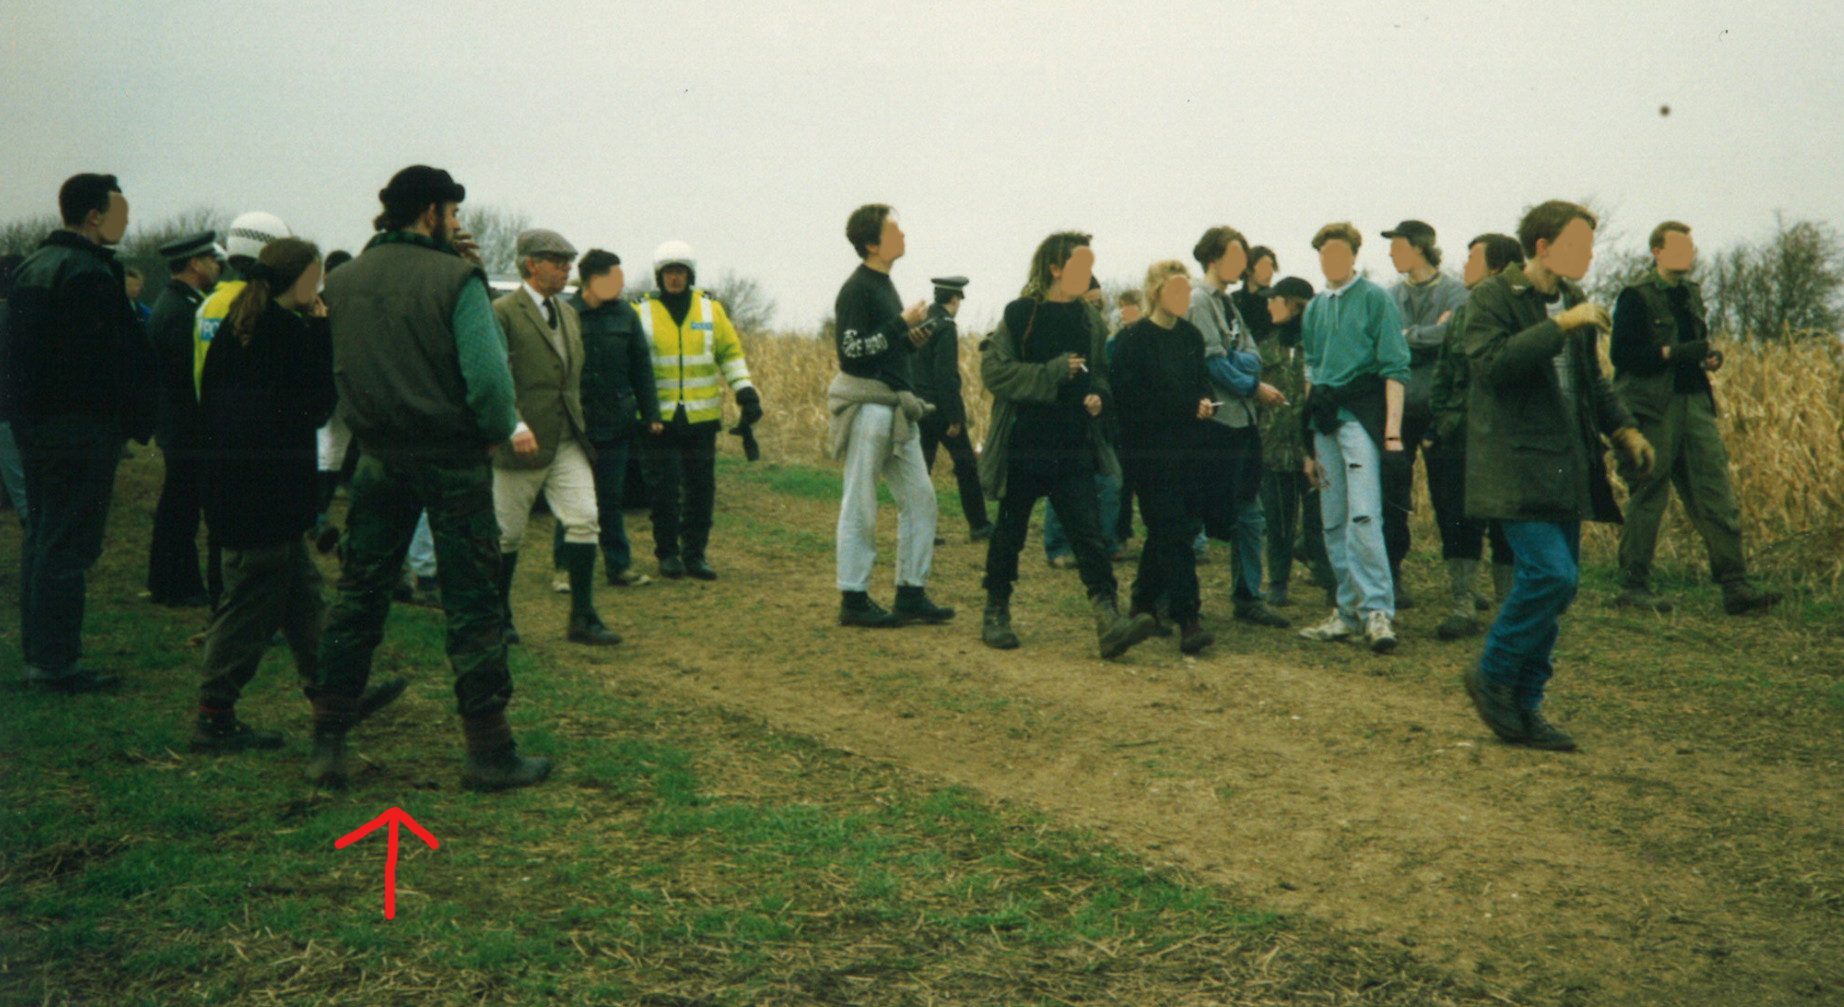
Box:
[4,1,1840,331]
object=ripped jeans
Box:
[1313,420,1393,624]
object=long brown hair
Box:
[224,237,320,344]
[1020,231,1091,301]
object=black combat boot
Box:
[460,711,551,793]
[893,584,955,624]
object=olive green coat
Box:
[1462,264,1635,524]
[977,301,1119,501]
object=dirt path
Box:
[506,468,1843,1006]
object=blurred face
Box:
[1157,275,1191,317]
[869,216,906,263]
[1319,239,1356,285]
[525,254,574,297]
[124,274,143,300]
[661,265,691,294]
[95,192,130,245]
[585,265,625,302]
[286,261,323,307]
[1654,229,1696,274]
[1538,218,1595,281]
[1267,296,1294,324]
[1388,236,1422,273]
[199,256,225,286]
[1251,255,1276,288]
[945,294,962,318]
[1052,245,1095,298]
[1462,242,1490,288]
[1118,301,1142,324]
[1213,242,1248,285]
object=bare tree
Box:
[705,269,777,333]
[0,214,61,257]
[1704,215,1844,341]
[120,206,229,261]
[461,204,532,280]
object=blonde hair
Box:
[1311,221,1362,253]
[1142,259,1191,313]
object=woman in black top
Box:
[976,232,1155,659]
[191,238,365,752]
[1112,261,1218,652]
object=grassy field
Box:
[2,456,1534,1007]
[4,327,1843,1005]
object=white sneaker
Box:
[1298,610,1354,642]
[1365,610,1398,653]
[551,570,571,594]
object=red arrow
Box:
[335,807,440,919]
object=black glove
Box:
[1671,339,1709,365]
[735,386,764,426]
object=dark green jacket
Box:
[977,299,1118,500]
[1610,277,1712,421]
[1428,300,1472,449]
[325,238,503,459]
[2,230,157,440]
[1462,263,1634,524]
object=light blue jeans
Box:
[1315,421,1392,624]
[406,511,436,579]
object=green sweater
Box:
[1301,276,1410,391]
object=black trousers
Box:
[1425,444,1513,564]
[147,448,221,604]
[642,421,718,561]
[918,418,989,532]
[1381,411,1431,575]
[1127,461,1201,624]
[984,457,1115,601]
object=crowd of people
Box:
[0,167,1785,793]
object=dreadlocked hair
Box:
[1020,231,1092,301]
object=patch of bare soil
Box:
[460,462,1839,1006]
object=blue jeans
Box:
[1479,521,1580,711]
[0,421,27,523]
[1227,494,1267,605]
[1044,471,1120,560]
[1314,421,1392,622]
[407,511,436,579]
[551,436,634,573]
[14,415,123,674]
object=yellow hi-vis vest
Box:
[637,289,753,425]
[191,279,248,396]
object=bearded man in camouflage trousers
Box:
[310,166,551,793]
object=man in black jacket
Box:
[145,232,224,608]
[3,173,156,693]
[912,275,991,542]
[551,248,663,588]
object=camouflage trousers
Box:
[312,452,512,718]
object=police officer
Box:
[911,275,992,542]
[1610,221,1780,616]
[145,231,224,608]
